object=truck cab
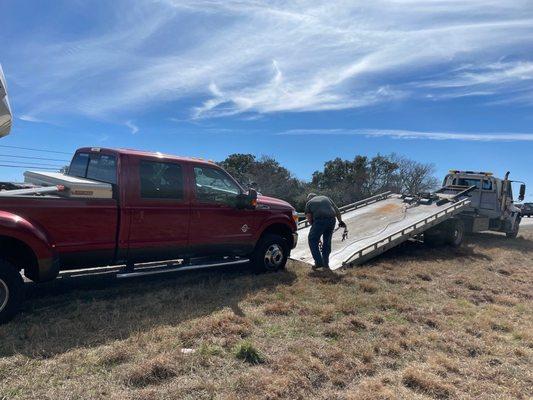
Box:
[0,147,298,323]
[442,170,525,237]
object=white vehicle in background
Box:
[0,64,13,138]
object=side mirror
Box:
[519,184,526,202]
[236,188,258,209]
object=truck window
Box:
[140,160,184,199]
[193,166,240,204]
[68,153,89,178]
[87,154,117,184]
[68,152,117,185]
[482,180,493,190]
[456,178,481,188]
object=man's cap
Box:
[307,192,317,201]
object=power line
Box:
[0,144,72,155]
[0,164,60,171]
[0,153,69,162]
[0,160,64,168]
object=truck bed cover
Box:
[291,193,470,270]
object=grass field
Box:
[1,228,532,399]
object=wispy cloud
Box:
[18,114,45,123]
[278,128,533,142]
[5,0,533,120]
[125,120,139,134]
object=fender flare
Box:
[0,211,58,281]
[256,215,296,246]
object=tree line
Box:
[219,153,439,211]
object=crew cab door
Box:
[125,157,190,262]
[188,164,256,256]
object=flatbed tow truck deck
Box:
[290,192,471,270]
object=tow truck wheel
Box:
[444,219,465,247]
[506,217,520,239]
[0,260,25,324]
[251,234,288,273]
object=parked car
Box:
[519,202,533,217]
[0,147,299,323]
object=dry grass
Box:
[0,228,532,399]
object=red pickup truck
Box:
[0,147,298,323]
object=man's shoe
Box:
[311,264,323,271]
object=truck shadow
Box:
[0,266,296,359]
[371,239,492,264]
[370,230,533,265]
[465,231,533,252]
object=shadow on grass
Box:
[0,265,296,359]
[367,230,533,266]
[368,239,493,265]
[465,231,533,252]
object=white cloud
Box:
[6,0,533,120]
[125,120,139,134]
[18,114,44,123]
[278,128,533,142]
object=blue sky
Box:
[1,0,532,200]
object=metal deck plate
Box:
[291,194,469,270]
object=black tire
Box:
[0,259,25,324]
[443,219,465,247]
[251,234,289,273]
[506,217,520,239]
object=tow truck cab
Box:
[442,170,525,237]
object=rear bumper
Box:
[291,233,298,249]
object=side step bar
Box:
[116,258,250,279]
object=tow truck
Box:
[291,170,525,269]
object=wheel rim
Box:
[0,278,9,313]
[264,244,284,269]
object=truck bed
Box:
[291,193,470,270]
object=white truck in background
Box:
[0,64,13,138]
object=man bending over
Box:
[305,193,346,270]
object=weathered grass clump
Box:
[123,355,176,388]
[402,367,454,399]
[234,341,265,365]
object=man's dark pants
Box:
[308,217,336,268]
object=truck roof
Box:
[448,170,493,177]
[76,147,217,166]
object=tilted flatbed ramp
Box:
[290,193,470,270]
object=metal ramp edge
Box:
[341,198,471,267]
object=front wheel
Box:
[0,260,25,324]
[506,217,520,239]
[251,234,289,273]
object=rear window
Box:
[68,153,89,178]
[68,152,117,184]
[453,178,481,188]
